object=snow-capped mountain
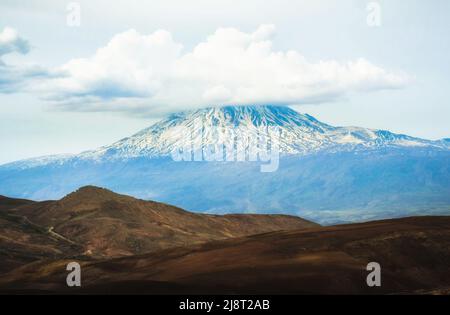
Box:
[1,105,449,224]
[4,105,447,169]
[83,105,447,160]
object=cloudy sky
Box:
[1,0,449,164]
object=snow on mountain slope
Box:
[1,105,448,169]
[80,105,447,160]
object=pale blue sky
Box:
[1,0,449,164]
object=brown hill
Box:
[1,216,448,294]
[2,186,318,259]
[0,195,34,212]
[0,197,81,274]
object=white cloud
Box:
[0,26,30,56]
[24,25,411,114]
[0,27,56,93]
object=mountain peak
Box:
[167,105,330,129]
[59,185,133,206]
[82,104,444,160]
[3,105,447,168]
[67,185,114,196]
[74,185,112,194]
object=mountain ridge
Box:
[2,105,448,169]
[2,186,318,258]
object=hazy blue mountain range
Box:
[1,105,449,224]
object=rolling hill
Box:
[0,186,318,261]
